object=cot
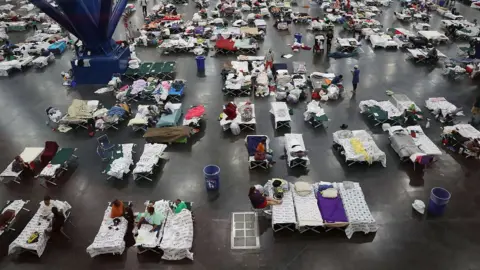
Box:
[104,144,135,180]
[168,80,186,102]
[132,144,168,182]
[220,101,256,131]
[1,147,44,184]
[315,182,349,231]
[135,200,170,254]
[124,62,153,80]
[359,100,403,126]
[215,39,238,55]
[265,180,297,232]
[37,148,78,187]
[159,207,194,260]
[245,135,270,169]
[304,100,329,128]
[156,103,182,128]
[335,182,377,239]
[48,41,67,55]
[57,99,100,129]
[391,94,421,113]
[333,130,386,167]
[128,104,159,132]
[291,183,323,233]
[336,37,360,52]
[425,97,458,118]
[442,124,480,157]
[406,48,447,63]
[151,62,176,80]
[158,38,195,54]
[234,39,258,55]
[183,105,205,128]
[270,102,291,129]
[388,125,441,166]
[418,30,449,43]
[9,201,71,257]
[0,200,30,235]
[293,61,307,74]
[86,206,128,257]
[32,54,55,69]
[285,133,310,168]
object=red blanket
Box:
[216,39,237,51]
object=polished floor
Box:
[0,0,480,269]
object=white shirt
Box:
[141,0,147,6]
[39,200,60,217]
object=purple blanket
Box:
[317,191,348,224]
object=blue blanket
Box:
[107,106,127,117]
[156,108,182,127]
[247,136,267,156]
[169,85,184,96]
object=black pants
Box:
[142,6,147,15]
[353,83,358,91]
[33,25,37,31]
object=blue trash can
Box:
[294,33,302,43]
[428,187,451,216]
[196,56,205,72]
[203,165,220,191]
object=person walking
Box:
[265,49,274,71]
[470,96,480,126]
[351,65,360,93]
[141,0,148,17]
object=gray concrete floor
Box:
[0,0,480,269]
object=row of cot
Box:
[0,199,194,261]
[259,180,378,239]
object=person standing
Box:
[326,31,333,51]
[351,65,360,93]
[141,0,148,17]
[470,96,480,126]
[265,49,274,71]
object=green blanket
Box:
[51,148,75,164]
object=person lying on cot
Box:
[0,209,15,230]
[137,206,165,232]
[249,186,282,209]
[11,156,31,173]
[330,74,343,85]
[255,138,275,165]
[110,199,124,218]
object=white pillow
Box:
[322,188,338,198]
[295,181,311,196]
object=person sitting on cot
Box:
[11,156,32,173]
[465,139,480,154]
[330,74,343,85]
[249,186,282,209]
[173,199,187,214]
[255,138,275,165]
[110,199,124,218]
[137,206,165,232]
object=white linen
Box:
[266,181,297,225]
[106,144,135,179]
[135,200,171,248]
[391,94,421,112]
[389,125,442,158]
[285,133,310,166]
[231,61,249,73]
[270,102,291,129]
[425,97,457,116]
[160,209,194,260]
[237,55,265,61]
[335,182,377,239]
[418,30,449,42]
[333,130,387,167]
[337,37,360,48]
[407,48,447,59]
[128,105,154,126]
[86,206,128,257]
[443,124,480,139]
[9,201,71,257]
[38,164,61,177]
[370,34,387,48]
[292,185,323,227]
[359,100,402,118]
[133,144,167,177]
[220,102,256,128]
[0,200,28,236]
[304,100,326,121]
[1,147,44,178]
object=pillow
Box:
[295,181,311,196]
[321,188,338,198]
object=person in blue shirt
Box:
[331,75,343,85]
[351,65,360,93]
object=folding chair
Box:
[96,135,115,161]
[41,141,59,166]
[168,84,185,103]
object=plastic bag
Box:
[230,122,241,135]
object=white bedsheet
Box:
[9,201,71,257]
[359,100,402,118]
[133,144,167,177]
[270,102,291,129]
[407,48,447,59]
[220,102,256,128]
[0,200,28,236]
[285,133,310,166]
[106,144,135,179]
[38,164,61,177]
[292,185,323,228]
[265,181,297,226]
[391,94,421,112]
[128,105,153,126]
[425,97,457,117]
[160,209,194,260]
[333,130,387,167]
[231,61,249,73]
[1,147,44,178]
[335,182,377,239]
[418,30,449,42]
[135,200,171,248]
[443,124,480,139]
[389,125,442,158]
[86,206,128,257]
[304,100,326,121]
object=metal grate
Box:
[231,212,260,249]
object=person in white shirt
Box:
[141,0,148,16]
[39,195,59,217]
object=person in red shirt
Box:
[248,187,282,209]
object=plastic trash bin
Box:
[427,187,451,216]
[294,33,302,43]
[203,165,220,191]
[196,56,205,72]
